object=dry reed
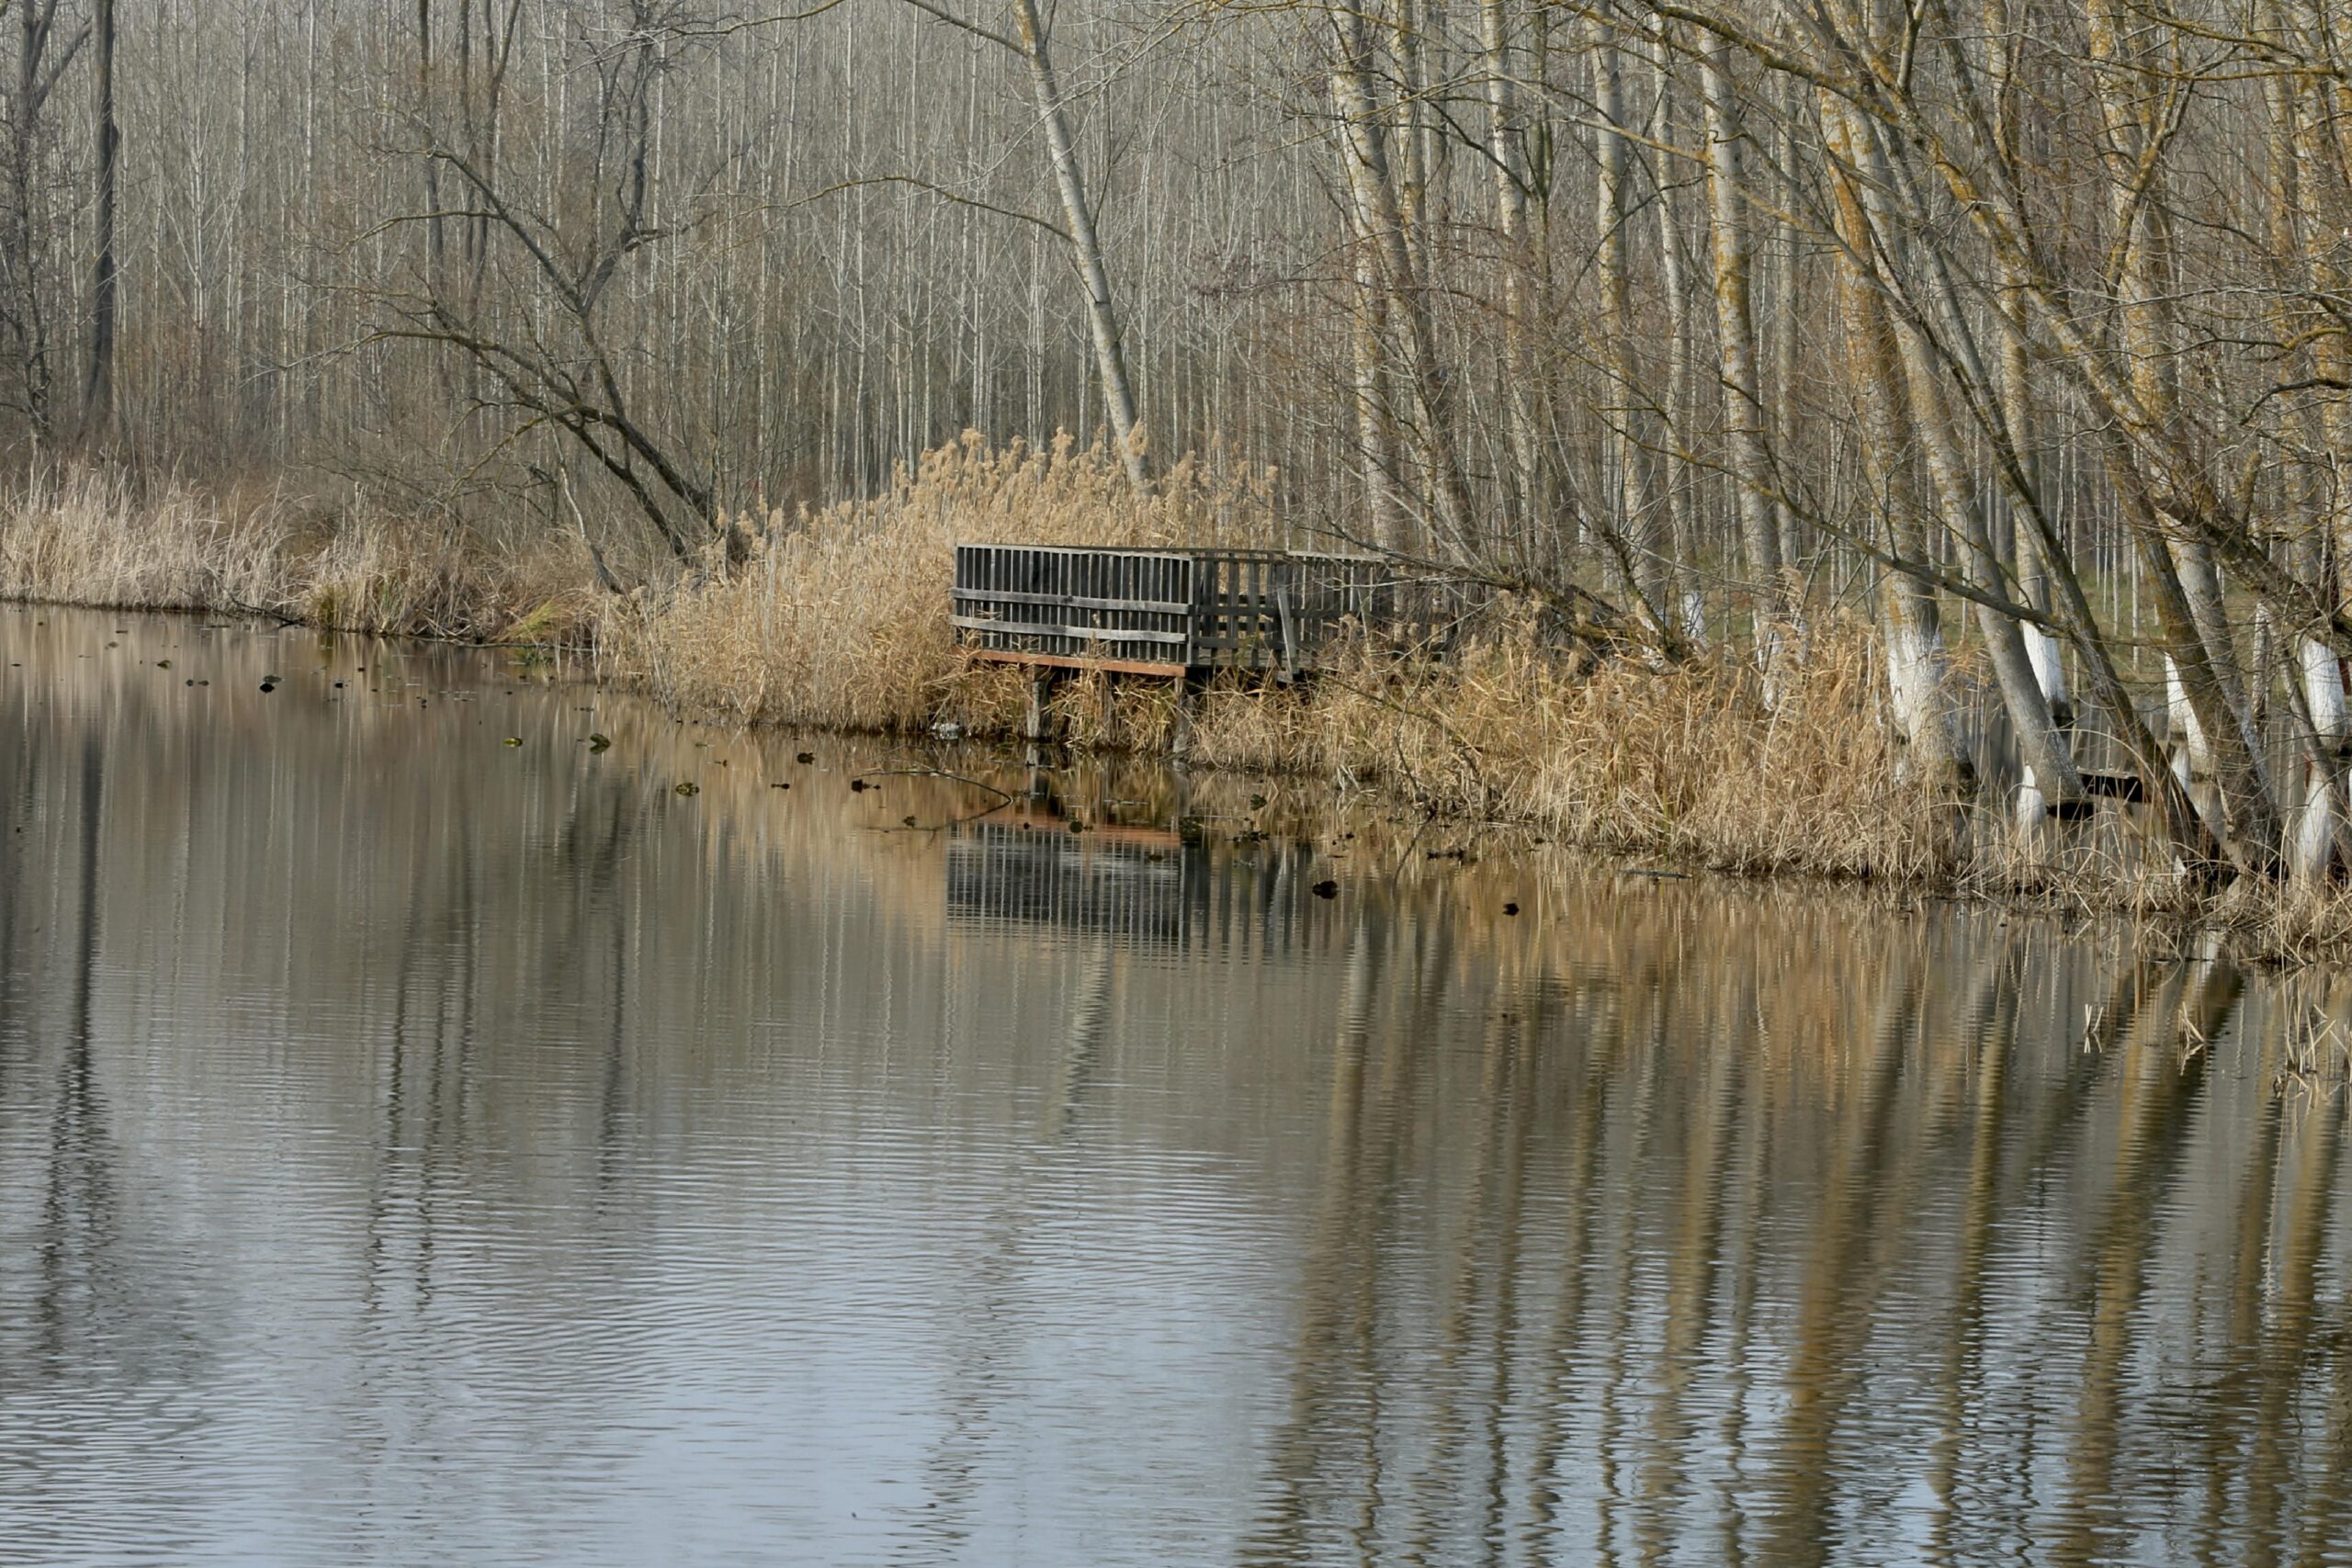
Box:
[601,433,1269,733]
[0,468,597,640]
[610,434,1949,884]
[23,436,2352,958]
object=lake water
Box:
[3,604,2349,1566]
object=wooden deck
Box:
[945,819,1317,954]
[951,543,1465,678]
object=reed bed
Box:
[605,436,1948,884]
[603,433,1266,733]
[0,468,595,640]
[20,436,2352,957]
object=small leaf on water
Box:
[1312,880,1340,899]
[674,782,699,796]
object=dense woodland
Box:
[15,0,2352,884]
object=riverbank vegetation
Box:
[6,1,2352,931]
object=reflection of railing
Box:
[952,544,1475,676]
[945,821,1318,954]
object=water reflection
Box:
[1,604,2348,1566]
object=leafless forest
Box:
[12,0,2352,890]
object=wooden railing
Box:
[952,543,1472,676]
[945,821,1317,953]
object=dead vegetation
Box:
[0,468,600,641]
[601,436,1952,884]
[20,434,2352,964]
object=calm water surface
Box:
[3,604,2350,1566]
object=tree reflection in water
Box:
[0,604,2347,1567]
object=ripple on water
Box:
[2,604,2349,1566]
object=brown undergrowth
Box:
[20,437,2352,961]
[608,434,1950,885]
[0,468,597,639]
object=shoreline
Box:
[8,587,2350,975]
[6,453,2349,970]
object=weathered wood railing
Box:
[951,543,1468,676]
[945,819,1316,953]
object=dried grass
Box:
[1180,624,1953,882]
[614,434,1950,883]
[25,436,2352,958]
[602,433,1268,732]
[0,468,598,640]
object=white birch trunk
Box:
[1011,0,1148,494]
[1698,36,1787,629]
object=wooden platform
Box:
[951,543,1464,677]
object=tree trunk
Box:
[82,0,115,443]
[1346,203,1406,553]
[1327,3,1475,558]
[1646,23,1703,646]
[1840,109,2084,809]
[1011,0,1148,494]
[1698,36,1790,639]
[1589,17,1670,643]
[1823,107,1963,786]
[1485,1,1541,522]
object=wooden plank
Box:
[955,588,1192,616]
[967,649,1189,678]
[951,615,1187,645]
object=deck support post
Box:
[1024,671,1058,742]
[1170,669,1205,761]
